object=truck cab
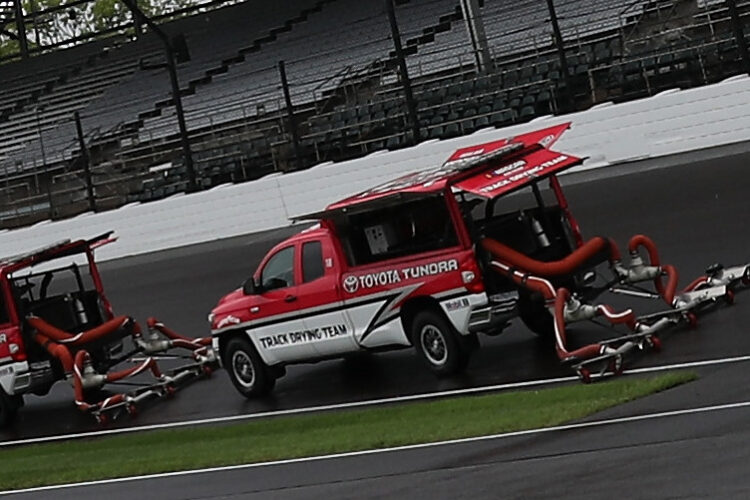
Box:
[211,123,587,398]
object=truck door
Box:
[297,239,358,357]
[246,245,316,365]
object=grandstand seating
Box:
[0,0,748,227]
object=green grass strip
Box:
[0,371,695,490]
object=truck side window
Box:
[261,246,295,291]
[333,194,458,266]
[302,241,324,283]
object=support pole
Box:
[13,0,28,59]
[385,0,420,144]
[727,0,750,75]
[278,61,302,170]
[29,0,40,48]
[132,0,143,36]
[74,112,96,212]
[34,107,53,218]
[121,0,197,192]
[546,0,573,112]
[459,0,492,73]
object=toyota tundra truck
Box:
[211,123,591,397]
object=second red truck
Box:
[209,123,748,396]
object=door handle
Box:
[285,295,297,303]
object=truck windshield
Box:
[332,194,458,266]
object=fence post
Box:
[546,0,573,113]
[33,106,53,218]
[278,60,303,170]
[727,0,750,74]
[121,0,197,192]
[385,0,420,145]
[74,112,97,212]
[132,0,143,35]
[460,0,492,73]
[13,0,29,59]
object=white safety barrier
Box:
[2,75,749,262]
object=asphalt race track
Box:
[13,360,750,499]
[1,147,749,446]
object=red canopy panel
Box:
[443,121,571,165]
[320,122,575,214]
[325,169,452,211]
[454,148,583,198]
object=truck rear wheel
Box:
[224,337,275,398]
[518,292,555,340]
[412,310,470,377]
[0,388,21,428]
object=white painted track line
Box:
[1,353,749,448]
[4,398,750,496]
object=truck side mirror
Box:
[242,277,260,295]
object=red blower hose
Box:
[628,235,679,305]
[553,288,635,362]
[146,317,212,348]
[33,333,73,373]
[27,316,133,347]
[489,260,556,300]
[73,350,162,413]
[481,236,618,278]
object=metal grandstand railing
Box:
[1,0,749,228]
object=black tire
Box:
[0,388,21,428]
[411,310,471,377]
[224,337,276,398]
[518,292,555,340]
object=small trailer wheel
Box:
[724,289,735,306]
[412,310,470,377]
[224,337,276,398]
[576,367,591,384]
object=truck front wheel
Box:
[412,310,470,377]
[224,337,276,398]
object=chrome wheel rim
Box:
[232,350,255,388]
[420,324,448,365]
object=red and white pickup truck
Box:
[210,123,597,397]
